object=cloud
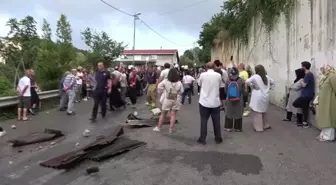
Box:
[0,0,222,53]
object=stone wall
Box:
[211,0,336,107]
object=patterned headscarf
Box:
[319,64,336,88]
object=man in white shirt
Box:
[198,62,223,145]
[119,67,128,102]
[17,70,31,121]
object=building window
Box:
[151,55,157,59]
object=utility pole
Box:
[132,13,141,65]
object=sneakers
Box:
[297,122,310,128]
[145,102,150,106]
[0,130,6,137]
[153,127,161,132]
[83,98,88,101]
[243,111,250,117]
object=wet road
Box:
[0,97,336,185]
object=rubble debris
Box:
[86,167,99,174]
[8,129,64,147]
[88,137,146,161]
[40,125,124,169]
[126,113,178,127]
[82,129,91,137]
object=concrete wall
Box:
[211,0,336,107]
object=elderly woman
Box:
[282,68,305,124]
[316,65,336,141]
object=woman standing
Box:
[224,67,245,132]
[282,68,305,124]
[128,67,138,108]
[245,65,275,132]
[316,65,336,141]
[153,68,183,133]
[109,73,125,111]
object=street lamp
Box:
[132,12,141,65]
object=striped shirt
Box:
[63,74,76,91]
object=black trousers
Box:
[197,85,201,93]
[198,104,222,142]
[292,96,313,122]
[128,87,137,105]
[181,87,192,104]
[91,90,107,119]
[285,111,303,123]
[81,83,87,98]
[224,117,242,130]
[30,87,40,107]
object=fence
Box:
[0,90,59,108]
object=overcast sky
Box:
[0,0,222,53]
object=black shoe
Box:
[29,109,36,115]
[303,123,310,128]
[67,112,76,115]
[215,138,223,144]
[89,117,96,122]
[59,108,66,112]
[197,139,206,145]
[297,122,303,127]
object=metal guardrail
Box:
[0,90,59,108]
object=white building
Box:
[116,49,180,66]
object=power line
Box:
[100,0,133,17]
[139,19,196,47]
[158,0,211,15]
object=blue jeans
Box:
[181,85,192,104]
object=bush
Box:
[39,79,60,91]
[0,72,16,97]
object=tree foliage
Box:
[198,0,295,47]
[181,47,211,67]
[0,14,124,97]
[81,27,125,69]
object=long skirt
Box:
[319,128,335,141]
[252,111,270,132]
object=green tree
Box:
[41,18,51,40]
[56,14,75,66]
[81,27,125,68]
[179,55,193,68]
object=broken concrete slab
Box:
[8,129,64,147]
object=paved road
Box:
[0,96,335,185]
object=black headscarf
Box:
[294,68,305,83]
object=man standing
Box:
[198,62,223,145]
[90,62,111,122]
[214,60,229,110]
[145,66,158,109]
[62,69,77,115]
[293,61,315,128]
[119,67,128,103]
[238,63,250,116]
[29,69,39,115]
[75,66,83,103]
[17,70,31,121]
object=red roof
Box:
[123,49,178,55]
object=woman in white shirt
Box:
[245,65,275,132]
[181,70,195,104]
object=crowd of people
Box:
[1,59,335,145]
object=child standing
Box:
[224,67,245,132]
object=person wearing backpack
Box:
[224,67,245,132]
[153,68,183,134]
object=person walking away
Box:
[75,67,83,103]
[245,64,275,132]
[109,73,125,110]
[158,63,171,83]
[59,71,70,111]
[62,69,77,115]
[181,70,195,104]
[224,67,245,132]
[29,69,39,115]
[90,62,111,122]
[292,61,315,128]
[238,63,250,116]
[119,67,128,103]
[153,68,183,133]
[145,67,158,109]
[282,68,305,124]
[17,70,31,121]
[197,62,223,145]
[218,62,229,110]
[316,65,336,141]
[128,67,138,108]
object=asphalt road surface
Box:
[0,96,335,185]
